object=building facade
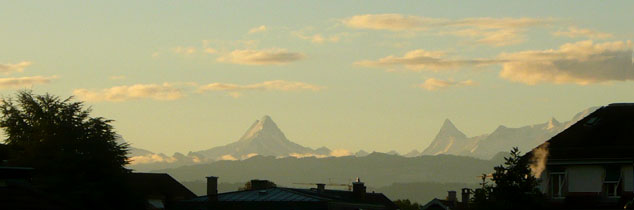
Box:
[529,103,634,209]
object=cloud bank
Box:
[418,78,477,91]
[248,25,267,34]
[217,49,304,65]
[355,49,501,71]
[0,61,32,74]
[553,27,613,39]
[343,14,552,46]
[0,76,56,89]
[499,40,634,85]
[198,80,324,97]
[73,83,184,102]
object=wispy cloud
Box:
[342,14,443,31]
[443,28,524,47]
[294,32,341,44]
[73,83,184,102]
[217,49,304,65]
[248,25,267,34]
[553,26,613,39]
[198,80,324,97]
[342,14,553,46]
[0,76,57,89]
[418,78,477,91]
[173,46,197,55]
[199,80,324,92]
[355,49,501,71]
[0,61,32,74]
[498,40,634,85]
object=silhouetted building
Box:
[526,103,634,209]
[0,167,67,209]
[178,177,398,210]
[421,189,470,210]
[127,173,197,210]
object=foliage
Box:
[239,180,277,190]
[0,91,142,209]
[470,147,547,210]
[393,199,421,210]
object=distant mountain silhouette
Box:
[421,119,479,156]
[192,115,318,160]
[154,152,502,188]
[421,107,599,158]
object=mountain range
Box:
[193,115,329,160]
[419,106,598,158]
[126,106,598,171]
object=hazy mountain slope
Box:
[193,115,315,160]
[155,153,500,188]
[421,119,478,156]
[376,182,479,204]
[422,107,599,159]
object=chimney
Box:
[352,177,366,199]
[206,176,218,202]
[447,190,457,206]
[461,188,471,204]
[316,183,326,192]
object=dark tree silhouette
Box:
[0,91,142,209]
[393,199,421,210]
[471,147,547,210]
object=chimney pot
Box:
[461,188,471,204]
[447,190,457,203]
[206,176,218,202]
[352,177,366,199]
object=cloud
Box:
[329,149,352,157]
[129,154,177,164]
[0,76,56,89]
[343,14,552,46]
[344,14,551,31]
[198,80,324,96]
[248,25,267,34]
[553,26,613,39]
[220,154,238,161]
[355,49,501,71]
[294,32,341,44]
[444,28,524,47]
[0,61,32,74]
[447,17,552,29]
[173,46,197,55]
[217,49,304,65]
[343,14,442,31]
[498,40,634,85]
[288,149,352,159]
[418,78,477,91]
[73,83,184,102]
[204,48,217,54]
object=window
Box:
[603,166,621,198]
[550,172,565,198]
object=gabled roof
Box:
[529,103,634,162]
[288,188,397,208]
[127,173,197,200]
[184,187,397,209]
[422,198,451,210]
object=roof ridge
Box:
[278,187,335,201]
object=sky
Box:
[1,1,633,154]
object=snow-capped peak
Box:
[546,117,561,130]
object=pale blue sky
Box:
[1,1,633,154]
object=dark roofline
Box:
[210,187,331,201]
